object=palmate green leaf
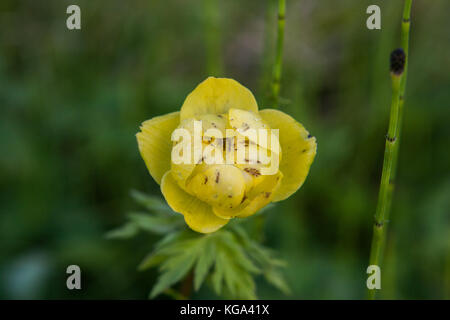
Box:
[229,224,253,246]
[149,251,198,298]
[154,229,194,250]
[193,238,216,291]
[208,232,259,299]
[212,249,257,299]
[220,253,239,297]
[130,189,173,214]
[248,242,284,267]
[139,230,195,271]
[138,252,168,271]
[105,222,139,239]
[107,190,184,239]
[230,225,291,295]
[232,272,257,300]
[114,196,290,299]
[211,251,225,295]
[149,235,206,298]
[128,212,182,234]
[263,268,291,295]
[107,189,185,240]
[143,227,262,299]
[218,231,260,274]
[143,226,289,299]
[159,239,203,268]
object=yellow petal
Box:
[228,108,268,132]
[187,165,246,217]
[213,171,283,219]
[180,77,258,120]
[161,171,229,233]
[170,118,198,190]
[259,109,316,201]
[196,113,228,137]
[136,112,180,185]
[235,171,283,218]
[229,108,281,162]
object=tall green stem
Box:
[387,0,412,209]
[271,0,286,108]
[368,0,412,300]
[204,0,223,76]
[368,70,402,300]
[257,0,286,241]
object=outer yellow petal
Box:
[161,171,229,233]
[136,112,180,185]
[180,77,258,120]
[259,109,316,202]
[235,171,283,218]
[170,118,198,190]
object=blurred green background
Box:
[0,0,449,299]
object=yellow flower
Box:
[136,77,316,233]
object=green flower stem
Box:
[387,0,412,208]
[204,0,223,76]
[271,0,286,108]
[257,0,286,241]
[368,72,402,300]
[368,0,412,300]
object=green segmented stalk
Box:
[368,0,412,300]
[271,0,286,108]
[368,66,402,301]
[387,0,412,210]
[258,0,286,240]
[204,0,223,76]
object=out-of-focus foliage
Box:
[0,0,449,299]
[108,191,289,299]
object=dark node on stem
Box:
[278,14,285,21]
[386,134,396,143]
[375,220,384,228]
[390,48,406,75]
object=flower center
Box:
[171,109,281,217]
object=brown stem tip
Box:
[390,48,406,75]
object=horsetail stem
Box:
[388,0,412,206]
[368,1,412,300]
[368,49,405,300]
[204,0,223,76]
[271,0,286,108]
[256,0,287,241]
